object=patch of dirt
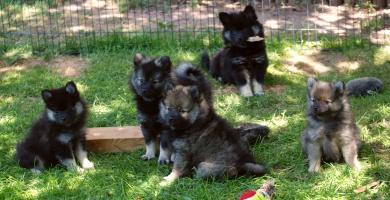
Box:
[0,56,90,78]
[283,50,359,76]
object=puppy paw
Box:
[30,168,42,174]
[254,91,265,96]
[82,161,95,170]
[141,154,155,160]
[163,171,179,181]
[163,175,177,181]
[158,149,172,165]
[158,158,171,165]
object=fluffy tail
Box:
[242,163,267,177]
[174,62,213,102]
[200,51,210,70]
[237,123,270,145]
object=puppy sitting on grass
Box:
[160,63,267,181]
[301,78,363,173]
[15,81,94,173]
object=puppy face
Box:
[42,81,84,125]
[160,85,201,130]
[307,78,344,116]
[219,5,262,48]
[131,53,172,102]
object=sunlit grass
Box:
[0,41,389,199]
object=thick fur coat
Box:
[15,81,94,172]
[129,53,173,164]
[202,5,268,97]
[301,78,362,173]
[159,63,266,181]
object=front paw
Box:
[141,153,156,160]
[158,157,171,165]
[163,174,178,181]
[82,161,95,170]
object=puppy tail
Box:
[243,163,266,176]
[237,123,270,145]
[200,51,210,70]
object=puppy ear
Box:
[219,12,231,27]
[188,85,199,99]
[133,53,145,66]
[307,78,317,90]
[41,90,52,101]
[65,81,79,96]
[244,5,257,20]
[158,56,172,71]
[333,81,345,95]
[164,82,174,94]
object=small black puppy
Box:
[129,53,173,164]
[15,81,94,172]
[202,5,268,97]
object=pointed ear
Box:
[333,81,345,95]
[219,12,231,27]
[65,81,79,95]
[244,5,257,21]
[189,85,199,99]
[164,82,174,94]
[158,56,172,71]
[133,53,145,66]
[41,90,52,101]
[307,78,317,90]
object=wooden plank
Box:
[86,126,146,153]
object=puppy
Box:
[160,63,266,181]
[129,53,173,164]
[15,81,94,172]
[301,78,363,173]
[346,77,384,97]
[201,5,268,97]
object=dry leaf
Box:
[353,181,380,193]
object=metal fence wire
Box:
[1,0,389,53]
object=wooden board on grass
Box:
[86,126,145,153]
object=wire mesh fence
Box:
[0,0,389,54]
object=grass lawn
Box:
[0,42,389,199]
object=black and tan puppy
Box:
[301,78,363,173]
[15,81,94,172]
[202,5,268,97]
[129,53,173,164]
[160,63,266,181]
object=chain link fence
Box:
[1,0,389,53]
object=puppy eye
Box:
[180,109,186,113]
[152,79,160,84]
[311,98,316,102]
[138,77,144,82]
[324,100,330,104]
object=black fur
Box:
[201,5,268,97]
[129,53,173,164]
[160,64,266,181]
[15,81,94,172]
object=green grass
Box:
[0,39,389,199]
